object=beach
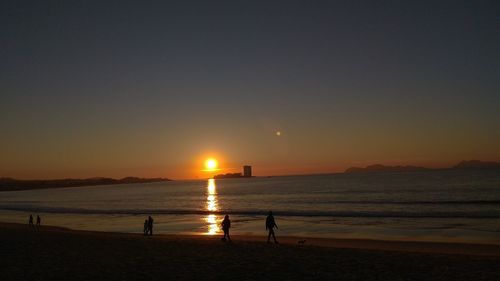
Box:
[1,222,500,281]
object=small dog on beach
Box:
[297,239,306,245]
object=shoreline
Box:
[2,222,500,257]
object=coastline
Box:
[0,177,171,192]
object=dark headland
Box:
[214,165,253,179]
[213,173,252,179]
[344,160,500,173]
[453,160,500,169]
[0,177,170,192]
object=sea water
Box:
[1,169,499,244]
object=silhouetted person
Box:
[28,215,34,228]
[221,215,231,242]
[147,216,154,236]
[266,211,278,244]
[36,215,41,230]
[143,219,149,236]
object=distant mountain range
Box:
[453,160,500,169]
[0,177,171,191]
[345,160,500,173]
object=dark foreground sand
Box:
[1,223,500,281]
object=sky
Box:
[1,1,499,179]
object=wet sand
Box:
[1,222,500,281]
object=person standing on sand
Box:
[36,215,41,230]
[28,215,34,228]
[221,215,231,242]
[147,216,154,236]
[266,211,278,244]
[143,219,149,236]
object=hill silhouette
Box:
[345,160,500,174]
[0,177,170,191]
[453,160,500,169]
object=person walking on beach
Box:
[28,215,34,229]
[147,216,154,236]
[221,215,231,242]
[36,215,41,230]
[266,211,278,244]
[143,219,149,236]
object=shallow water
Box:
[1,169,500,244]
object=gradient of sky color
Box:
[1,1,499,179]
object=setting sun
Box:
[205,158,218,171]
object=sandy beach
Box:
[1,222,499,281]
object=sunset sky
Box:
[1,1,499,179]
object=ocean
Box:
[1,169,500,244]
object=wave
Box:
[1,205,500,219]
[320,200,500,205]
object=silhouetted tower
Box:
[243,165,252,177]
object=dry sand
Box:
[1,222,499,281]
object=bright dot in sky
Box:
[205,158,218,170]
[276,131,281,136]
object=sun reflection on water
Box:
[206,214,218,235]
[204,179,220,235]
